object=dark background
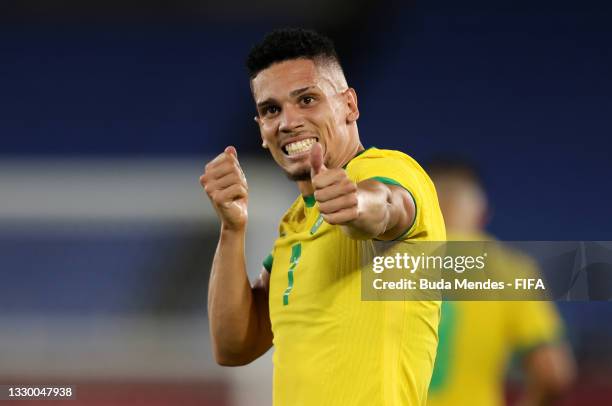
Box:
[2,0,610,239]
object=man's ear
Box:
[344,88,359,124]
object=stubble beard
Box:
[285,168,311,181]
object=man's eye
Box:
[300,96,314,105]
[264,106,280,116]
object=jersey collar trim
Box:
[303,194,316,207]
[342,146,374,169]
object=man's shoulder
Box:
[351,146,413,160]
[345,147,427,180]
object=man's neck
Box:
[297,180,315,196]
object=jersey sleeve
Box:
[506,300,564,356]
[346,150,439,240]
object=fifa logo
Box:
[514,278,546,290]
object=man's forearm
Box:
[208,226,257,363]
[341,180,413,241]
[202,147,272,366]
[340,181,391,239]
[310,151,415,240]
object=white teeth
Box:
[285,138,317,155]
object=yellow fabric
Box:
[267,148,446,406]
[427,233,564,406]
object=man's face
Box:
[433,175,488,233]
[251,58,357,180]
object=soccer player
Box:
[426,158,575,406]
[200,28,445,405]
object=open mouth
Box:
[282,137,318,156]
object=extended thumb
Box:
[310,143,325,176]
[225,146,238,158]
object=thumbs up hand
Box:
[309,143,360,225]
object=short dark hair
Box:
[246,28,342,79]
[425,156,486,190]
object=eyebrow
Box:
[256,86,316,109]
[290,86,315,97]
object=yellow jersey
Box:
[264,148,446,406]
[427,234,564,406]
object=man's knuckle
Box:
[318,192,332,203]
[214,162,226,173]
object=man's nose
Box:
[278,104,304,133]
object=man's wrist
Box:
[340,223,373,240]
[351,185,389,236]
[342,215,386,240]
[340,203,384,240]
[220,223,247,235]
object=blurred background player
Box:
[426,158,576,406]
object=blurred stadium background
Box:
[1,0,611,404]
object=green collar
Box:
[303,194,316,207]
[342,146,374,169]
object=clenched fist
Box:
[200,146,248,231]
[310,143,360,225]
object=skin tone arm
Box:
[517,343,576,406]
[200,146,273,366]
[310,143,415,240]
